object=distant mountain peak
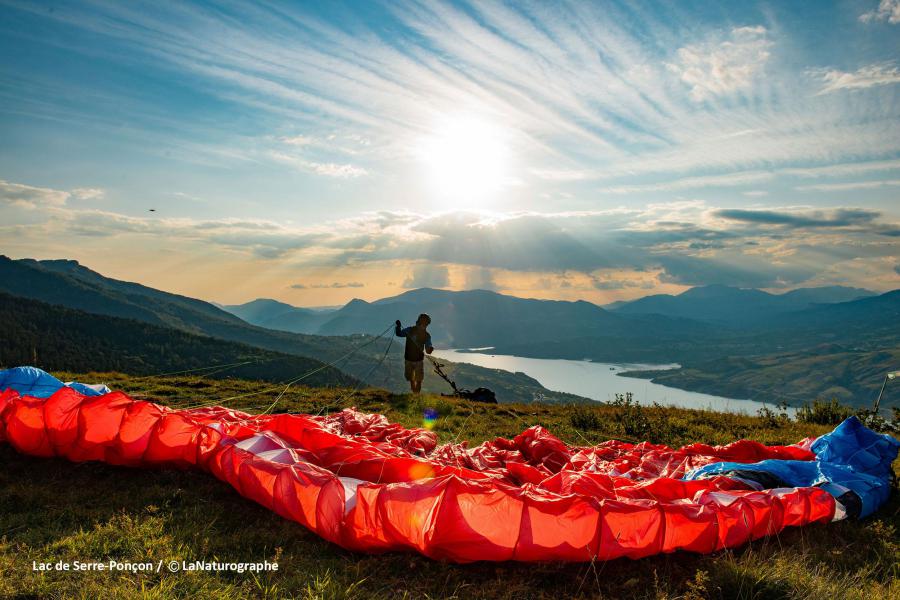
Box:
[679,285,770,299]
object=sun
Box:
[418,115,511,209]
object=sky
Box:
[1,0,899,306]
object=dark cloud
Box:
[410,213,645,272]
[464,267,498,291]
[591,276,654,290]
[402,264,449,288]
[715,208,880,228]
[318,207,897,291]
[40,197,900,291]
[657,254,815,288]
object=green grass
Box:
[1,372,898,599]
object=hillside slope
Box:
[0,280,590,402]
[0,292,355,387]
[621,345,900,409]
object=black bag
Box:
[460,387,497,404]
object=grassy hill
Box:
[1,372,897,599]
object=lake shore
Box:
[434,349,796,416]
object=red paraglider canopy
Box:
[0,374,856,563]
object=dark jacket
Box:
[395,324,432,362]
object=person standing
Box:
[395,314,434,394]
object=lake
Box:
[433,349,796,416]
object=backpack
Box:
[460,387,498,404]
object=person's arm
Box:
[425,333,434,354]
[395,320,407,337]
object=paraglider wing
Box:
[1,366,897,563]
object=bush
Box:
[855,408,900,435]
[569,405,603,431]
[757,401,790,427]
[796,398,853,425]
[610,392,651,438]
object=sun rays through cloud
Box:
[0,0,898,304]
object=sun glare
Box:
[418,115,511,209]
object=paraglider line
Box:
[176,324,394,411]
[147,359,260,379]
[313,333,395,417]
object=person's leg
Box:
[404,360,415,393]
[411,361,423,394]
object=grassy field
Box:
[1,372,898,599]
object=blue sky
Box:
[1,0,898,305]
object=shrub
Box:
[854,408,900,435]
[569,405,603,431]
[610,392,651,438]
[796,398,853,425]
[757,401,790,427]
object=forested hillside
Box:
[0,292,355,387]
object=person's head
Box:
[416,313,431,328]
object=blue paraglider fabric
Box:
[0,366,110,399]
[685,416,899,518]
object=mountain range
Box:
[1,255,897,407]
[222,282,899,407]
[227,284,877,337]
[223,284,897,360]
[608,284,875,325]
[0,256,584,403]
[227,287,714,346]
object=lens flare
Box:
[423,408,438,430]
[408,462,435,480]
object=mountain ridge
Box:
[0,257,588,403]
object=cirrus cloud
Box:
[811,62,900,95]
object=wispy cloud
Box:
[794,179,900,192]
[600,171,774,194]
[1,180,72,208]
[70,188,105,201]
[270,152,368,178]
[780,159,900,178]
[7,1,899,183]
[2,3,899,300]
[811,62,900,94]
